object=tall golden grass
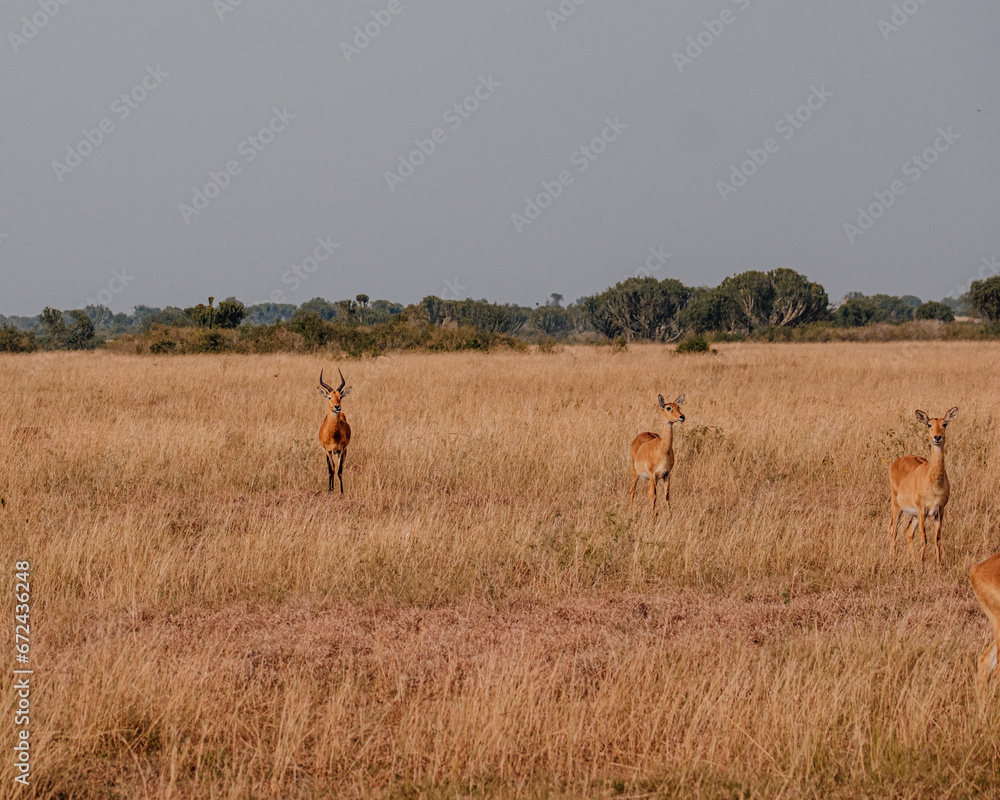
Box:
[2,342,1000,798]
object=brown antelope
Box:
[629,394,685,515]
[888,407,957,563]
[317,369,352,493]
[970,550,1000,682]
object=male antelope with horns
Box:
[317,369,352,493]
[630,393,685,515]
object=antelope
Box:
[317,369,352,493]
[888,407,957,563]
[970,550,1000,682]
[629,394,685,515]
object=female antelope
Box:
[889,407,957,563]
[630,393,685,515]
[318,369,352,493]
[971,549,1000,682]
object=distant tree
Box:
[548,293,563,307]
[184,304,212,327]
[446,299,529,335]
[358,305,392,325]
[968,276,1000,321]
[337,299,357,321]
[108,312,134,331]
[766,268,829,326]
[530,305,571,336]
[0,314,43,333]
[583,277,690,341]
[900,295,922,309]
[915,301,955,322]
[355,294,369,308]
[40,307,66,344]
[691,269,828,334]
[148,306,196,327]
[244,303,297,325]
[0,325,36,352]
[680,286,741,334]
[720,270,774,333]
[835,297,888,327]
[419,296,446,325]
[371,299,404,316]
[132,305,164,328]
[286,311,330,347]
[83,304,114,329]
[64,309,95,349]
[298,297,338,321]
[942,294,972,317]
[565,304,592,334]
[215,297,247,328]
[868,294,914,322]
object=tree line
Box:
[2,270,998,353]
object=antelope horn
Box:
[336,369,346,392]
[319,370,333,393]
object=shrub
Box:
[0,325,36,352]
[149,337,176,354]
[969,276,1000,321]
[198,330,235,353]
[676,335,711,353]
[915,301,955,322]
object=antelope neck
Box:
[926,442,946,481]
[660,420,675,444]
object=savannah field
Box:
[3,341,1000,799]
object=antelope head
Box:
[318,369,352,415]
[658,394,686,424]
[915,407,957,449]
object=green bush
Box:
[676,335,710,353]
[0,325,36,352]
[914,301,955,322]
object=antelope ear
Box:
[914,410,930,426]
[658,394,666,408]
[944,407,958,423]
[341,386,352,398]
[675,394,685,405]
[317,387,329,398]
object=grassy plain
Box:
[2,342,1000,798]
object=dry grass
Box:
[3,342,1000,798]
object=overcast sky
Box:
[1,1,998,315]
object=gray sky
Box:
[2,1,998,315]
